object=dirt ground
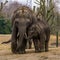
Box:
[0,34,60,60]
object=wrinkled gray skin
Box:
[11,6,37,54]
[37,18,50,52]
[27,19,50,52]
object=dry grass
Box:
[0,34,60,60]
[0,34,11,50]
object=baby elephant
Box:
[27,22,49,52]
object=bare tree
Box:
[2,1,22,19]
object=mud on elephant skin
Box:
[11,6,37,54]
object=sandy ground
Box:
[0,34,60,60]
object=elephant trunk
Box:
[16,26,26,50]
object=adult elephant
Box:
[11,6,37,54]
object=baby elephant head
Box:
[28,24,39,39]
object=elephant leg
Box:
[40,40,45,52]
[33,39,39,53]
[28,39,32,49]
[18,37,27,54]
[45,34,49,52]
[11,25,18,53]
[22,38,27,53]
[17,41,26,54]
[45,29,50,52]
[37,40,41,52]
[26,39,32,49]
[45,41,49,52]
[17,34,25,54]
[39,33,45,52]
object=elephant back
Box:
[37,17,50,31]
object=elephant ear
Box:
[11,11,19,26]
[11,13,16,26]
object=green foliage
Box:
[0,17,11,34]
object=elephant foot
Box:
[11,48,19,54]
[29,46,32,49]
[35,47,39,53]
[35,50,39,53]
[16,48,26,54]
[11,43,17,54]
[11,42,19,54]
[35,49,40,53]
[11,49,18,54]
[18,50,26,54]
[40,49,45,52]
[35,49,42,53]
[45,50,48,52]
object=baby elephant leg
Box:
[39,33,46,52]
[33,39,39,53]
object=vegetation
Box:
[35,0,60,34]
[0,1,11,34]
[0,17,11,34]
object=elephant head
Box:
[28,24,41,39]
